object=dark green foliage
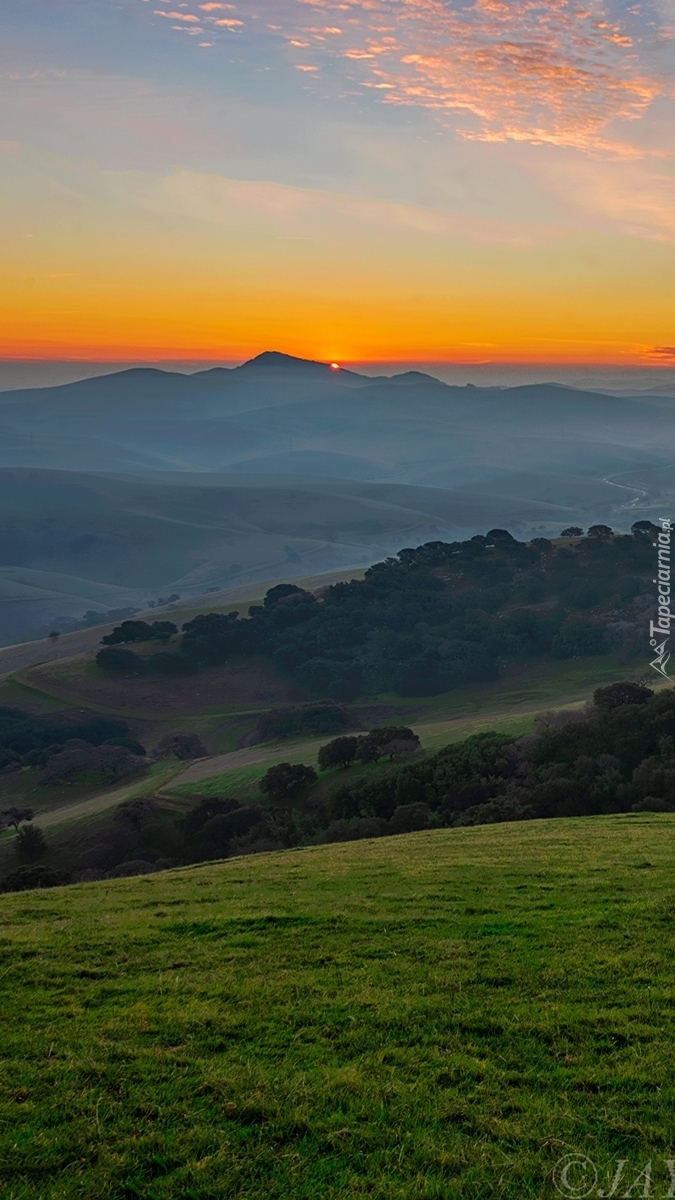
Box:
[0,707,130,756]
[632,520,660,536]
[0,864,70,891]
[104,737,147,756]
[100,618,177,646]
[156,733,208,760]
[0,746,21,770]
[294,656,363,700]
[551,621,606,658]
[192,807,267,860]
[22,743,62,768]
[453,796,536,826]
[174,531,650,698]
[0,806,34,831]
[356,726,419,763]
[594,681,653,710]
[147,652,197,675]
[16,823,46,860]
[96,646,145,674]
[318,736,359,770]
[321,689,675,830]
[181,797,241,838]
[39,742,148,787]
[181,611,250,663]
[388,803,432,834]
[561,526,583,536]
[149,620,178,642]
[257,701,354,741]
[263,583,310,608]
[259,762,318,801]
[101,619,157,645]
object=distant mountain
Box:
[0,351,672,484]
[1,352,673,646]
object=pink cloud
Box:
[154,10,201,20]
[277,0,670,156]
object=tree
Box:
[264,584,308,608]
[560,527,583,537]
[150,621,178,643]
[0,806,33,831]
[356,726,420,763]
[594,682,653,711]
[380,738,420,762]
[16,824,46,860]
[632,521,660,537]
[259,762,317,802]
[101,620,156,645]
[587,524,613,538]
[318,736,358,770]
[156,732,208,761]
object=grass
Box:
[2,815,675,1198]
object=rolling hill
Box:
[1,351,673,645]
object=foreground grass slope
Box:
[2,816,675,1198]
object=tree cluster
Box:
[0,706,137,771]
[95,526,655,699]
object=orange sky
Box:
[1,0,674,365]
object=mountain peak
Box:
[238,351,359,379]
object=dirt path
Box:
[173,738,323,785]
[29,765,183,829]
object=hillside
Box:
[0,467,630,645]
[2,815,675,1198]
[1,351,673,645]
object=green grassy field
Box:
[2,815,675,1199]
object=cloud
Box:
[647,345,675,360]
[146,167,554,247]
[277,0,673,157]
[154,10,201,20]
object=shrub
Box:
[257,702,354,741]
[150,621,178,643]
[259,762,317,802]
[39,743,147,786]
[631,797,675,813]
[96,647,145,675]
[319,817,387,843]
[156,733,208,760]
[104,737,147,756]
[388,803,432,834]
[16,824,46,860]
[1,865,70,893]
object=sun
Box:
[330,362,340,371]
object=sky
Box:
[1,0,674,366]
